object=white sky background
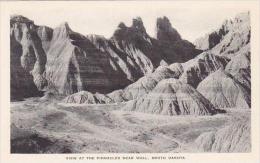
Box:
[10,1,250,42]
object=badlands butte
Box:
[11,12,251,153]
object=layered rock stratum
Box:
[194,12,250,57]
[10,15,48,100]
[10,15,201,100]
[197,69,250,109]
[60,12,251,118]
[194,117,250,152]
[123,78,219,116]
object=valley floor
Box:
[10,98,251,153]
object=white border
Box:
[1,1,260,163]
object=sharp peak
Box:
[132,17,143,23]
[157,16,170,21]
[156,16,172,27]
[132,17,144,28]
[55,21,73,33]
[156,16,181,41]
[117,22,127,29]
[115,17,147,33]
[10,14,34,24]
[58,22,71,29]
[52,21,74,39]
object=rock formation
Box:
[194,12,250,58]
[63,91,113,104]
[194,117,250,152]
[44,22,131,95]
[225,45,251,90]
[197,69,250,109]
[156,16,202,63]
[180,52,230,88]
[10,15,48,100]
[193,12,251,109]
[64,64,184,104]
[88,16,201,81]
[108,64,184,102]
[10,12,251,111]
[123,78,219,116]
[10,15,201,100]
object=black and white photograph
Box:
[1,1,260,162]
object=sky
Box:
[9,1,250,42]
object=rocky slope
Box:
[10,15,48,100]
[107,64,184,102]
[105,51,230,102]
[123,78,220,116]
[88,17,201,81]
[191,12,251,109]
[63,91,113,104]
[44,22,131,95]
[64,51,231,105]
[179,52,230,88]
[225,44,251,90]
[156,16,202,63]
[197,69,250,109]
[194,116,250,152]
[194,12,250,58]
[64,64,183,104]
[10,15,201,100]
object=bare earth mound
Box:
[197,69,250,109]
[123,78,219,116]
[194,116,250,152]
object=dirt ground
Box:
[10,97,251,153]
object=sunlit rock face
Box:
[123,78,219,116]
[194,12,250,57]
[225,45,251,91]
[10,12,250,106]
[88,16,201,82]
[179,52,230,88]
[64,13,251,106]
[63,63,186,104]
[197,69,250,109]
[45,22,131,95]
[11,15,201,100]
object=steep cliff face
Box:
[10,13,250,106]
[10,15,49,100]
[197,69,250,109]
[63,16,251,107]
[180,52,230,88]
[194,12,250,58]
[10,30,42,100]
[193,12,251,109]
[109,64,184,102]
[10,15,201,100]
[64,64,183,104]
[36,26,53,53]
[88,17,201,82]
[45,23,131,95]
[156,16,202,63]
[88,18,159,82]
[225,45,251,90]
[156,16,181,42]
[123,78,219,116]
[111,17,161,70]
